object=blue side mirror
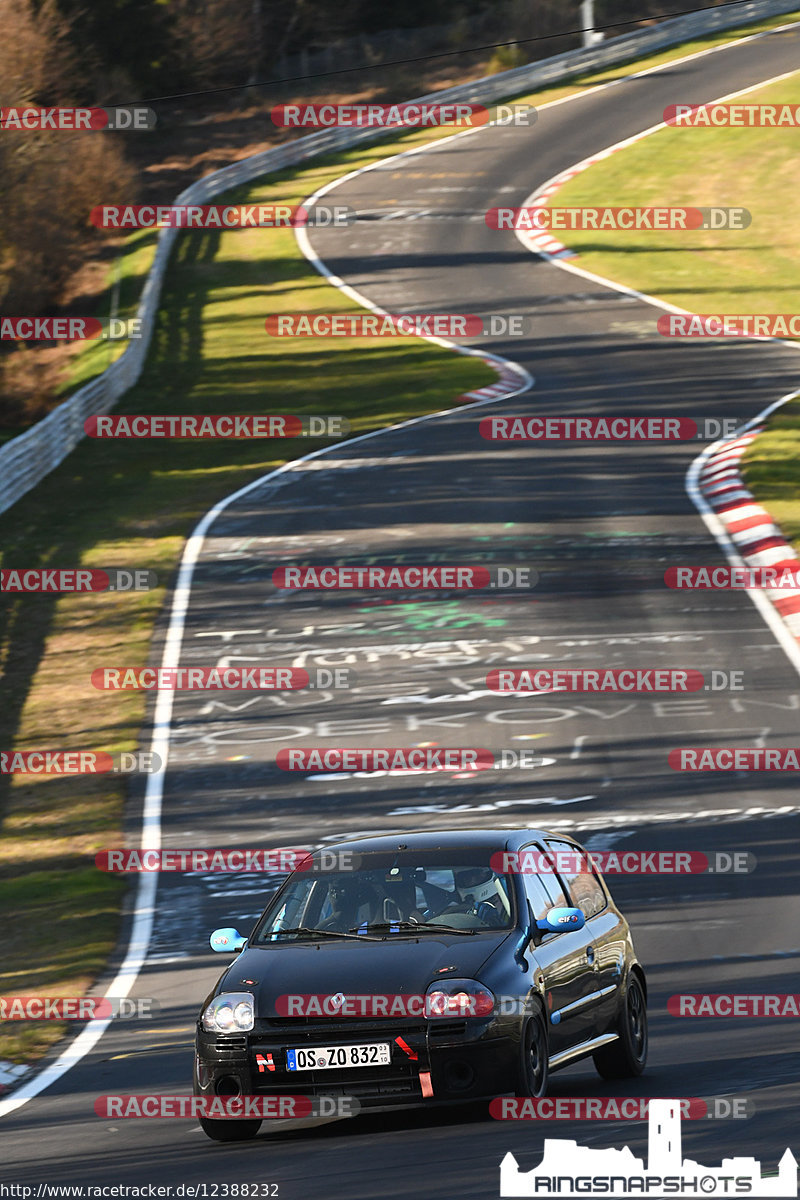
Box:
[210,927,247,953]
[536,906,585,933]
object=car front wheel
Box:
[515,1010,550,1097]
[593,973,648,1080]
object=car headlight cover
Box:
[202,991,255,1032]
[424,978,494,1018]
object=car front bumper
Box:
[195,1016,517,1110]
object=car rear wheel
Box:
[199,1116,262,1142]
[593,973,648,1080]
[515,1010,549,1097]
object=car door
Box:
[544,838,625,1034]
[518,842,598,1054]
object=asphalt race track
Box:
[3,20,800,1198]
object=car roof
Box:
[317,828,581,854]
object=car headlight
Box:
[201,992,255,1033]
[424,978,494,1018]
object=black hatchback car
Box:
[194,829,647,1141]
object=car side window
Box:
[518,848,569,943]
[544,839,607,919]
[520,869,554,922]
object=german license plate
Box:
[286,1042,391,1071]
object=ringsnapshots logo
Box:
[499,1098,797,1197]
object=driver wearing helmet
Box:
[441,867,508,927]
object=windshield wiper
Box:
[347,921,422,935]
[352,921,477,936]
[419,923,477,935]
[268,926,380,942]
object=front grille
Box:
[213,1034,247,1055]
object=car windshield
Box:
[251,851,516,942]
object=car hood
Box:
[222,933,511,1016]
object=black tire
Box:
[593,973,648,1080]
[515,1009,550,1097]
[199,1116,262,1142]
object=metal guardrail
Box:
[1,0,796,515]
